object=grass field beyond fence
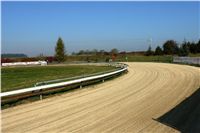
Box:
[65,55,173,63]
[2,65,117,92]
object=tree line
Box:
[72,48,119,56]
[54,37,120,62]
[1,53,28,58]
[55,38,200,62]
[2,38,199,63]
[146,39,200,56]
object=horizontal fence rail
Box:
[1,63,128,101]
[35,68,121,86]
[2,61,47,66]
[173,57,200,65]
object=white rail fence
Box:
[173,57,200,65]
[1,63,128,102]
[2,61,47,67]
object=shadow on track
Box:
[155,88,200,133]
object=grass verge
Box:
[1,65,117,92]
[1,70,127,109]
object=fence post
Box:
[40,94,43,100]
[80,82,82,88]
[39,89,43,100]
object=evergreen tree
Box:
[55,37,65,62]
[163,40,179,55]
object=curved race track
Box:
[2,62,200,133]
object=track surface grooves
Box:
[2,62,200,133]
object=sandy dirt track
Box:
[2,62,200,133]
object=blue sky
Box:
[2,1,200,56]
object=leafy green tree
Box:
[110,48,119,56]
[163,40,179,55]
[55,37,66,62]
[78,50,84,55]
[154,46,163,55]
